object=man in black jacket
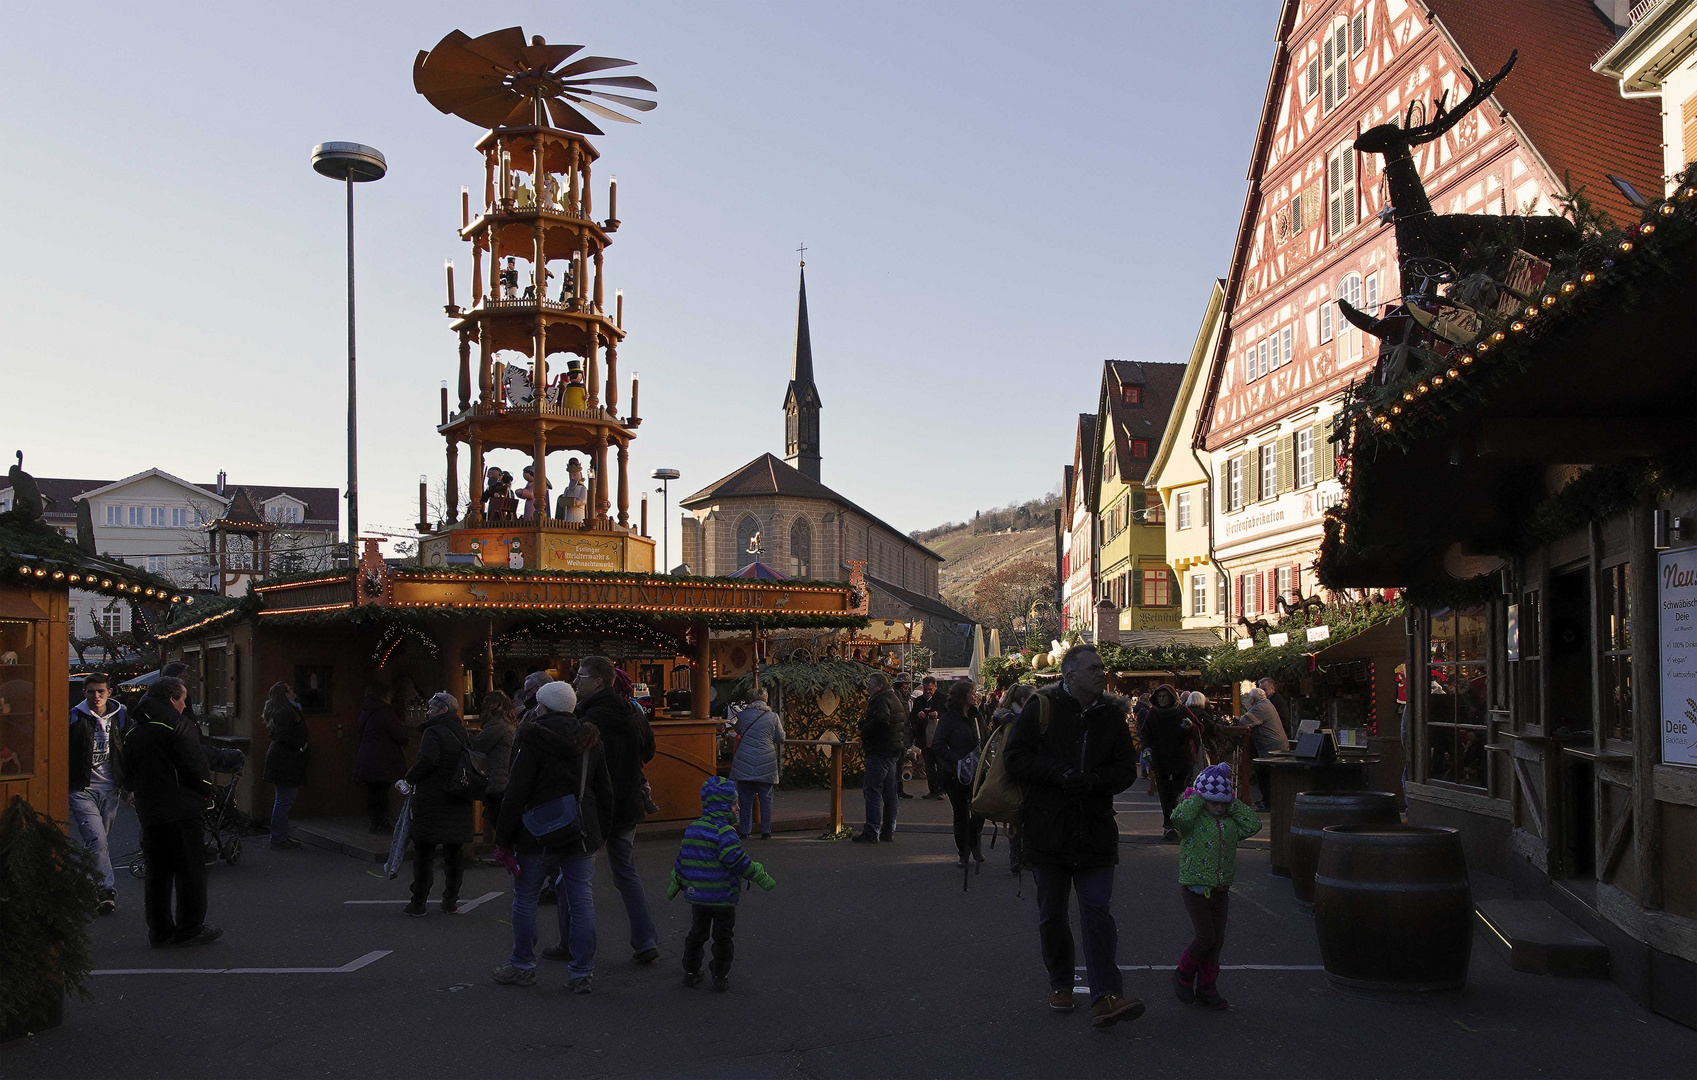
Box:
[573,656,659,964]
[492,680,614,992]
[69,672,130,914]
[1004,644,1143,1029]
[120,677,222,948]
[908,676,944,799]
[854,673,907,844]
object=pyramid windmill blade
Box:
[567,95,643,125]
[546,97,605,136]
[524,42,584,70]
[462,26,530,70]
[555,55,636,78]
[560,75,657,92]
[580,91,656,112]
[420,31,504,75]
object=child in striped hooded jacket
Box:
[667,776,776,991]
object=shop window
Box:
[0,620,36,777]
[206,648,228,710]
[1601,564,1632,744]
[1142,569,1171,607]
[294,665,333,713]
[1276,566,1294,603]
[1515,590,1542,732]
[1427,607,1490,789]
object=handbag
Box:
[522,748,591,849]
[442,727,490,800]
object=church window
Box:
[790,519,812,578]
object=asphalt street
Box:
[9,794,1696,1078]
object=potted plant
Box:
[0,796,100,1042]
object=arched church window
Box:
[736,515,761,570]
[790,519,812,578]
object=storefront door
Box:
[1548,567,1596,884]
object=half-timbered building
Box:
[1194,0,1662,627]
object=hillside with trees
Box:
[915,490,1061,651]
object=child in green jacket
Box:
[1170,763,1262,1009]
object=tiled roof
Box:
[865,574,976,626]
[680,452,944,562]
[3,475,338,528]
[1105,360,1188,485]
[1428,0,1664,226]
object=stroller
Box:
[127,739,249,878]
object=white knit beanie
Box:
[536,680,577,714]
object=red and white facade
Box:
[1195,0,1658,624]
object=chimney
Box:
[217,470,227,496]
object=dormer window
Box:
[1132,440,1149,459]
[1122,385,1142,406]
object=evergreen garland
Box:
[0,797,100,1031]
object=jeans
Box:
[139,816,207,944]
[921,748,942,794]
[70,787,121,890]
[683,904,737,978]
[509,850,597,977]
[1177,886,1231,992]
[862,753,900,837]
[1034,863,1122,1003]
[941,775,984,858]
[605,827,657,954]
[270,785,298,843]
[411,840,464,905]
[736,781,774,835]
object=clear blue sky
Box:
[0,1,1277,543]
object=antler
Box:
[1405,50,1516,146]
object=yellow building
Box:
[1089,359,1187,637]
[1144,282,1227,632]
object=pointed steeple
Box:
[783,261,822,481]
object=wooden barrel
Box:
[1313,825,1472,992]
[1289,791,1401,904]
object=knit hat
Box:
[425,692,459,719]
[536,680,578,714]
[613,667,634,697]
[1194,763,1234,803]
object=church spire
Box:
[783,257,821,481]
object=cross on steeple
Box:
[796,242,807,267]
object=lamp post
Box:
[311,141,387,550]
[652,468,680,573]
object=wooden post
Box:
[594,249,605,313]
[606,341,619,414]
[568,144,580,217]
[691,622,711,721]
[596,437,611,525]
[1630,499,1662,907]
[457,329,472,411]
[472,244,483,305]
[641,493,648,537]
[587,333,600,408]
[446,439,460,524]
[478,330,492,406]
[616,442,629,528]
[532,422,547,523]
[468,434,485,522]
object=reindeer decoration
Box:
[1275,593,1326,625]
[1337,52,1579,385]
[1236,614,1273,640]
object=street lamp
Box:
[311,141,387,549]
[652,468,680,573]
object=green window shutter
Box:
[1316,422,1336,481]
[1277,436,1294,494]
[1217,461,1230,514]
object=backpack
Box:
[970,695,1051,824]
[441,726,491,800]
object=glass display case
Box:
[0,619,36,777]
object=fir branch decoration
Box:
[0,797,101,1031]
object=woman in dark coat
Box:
[930,680,987,869]
[400,692,476,916]
[261,681,307,849]
[1136,683,1198,841]
[473,691,518,841]
[353,683,408,834]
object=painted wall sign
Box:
[1659,551,1697,767]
